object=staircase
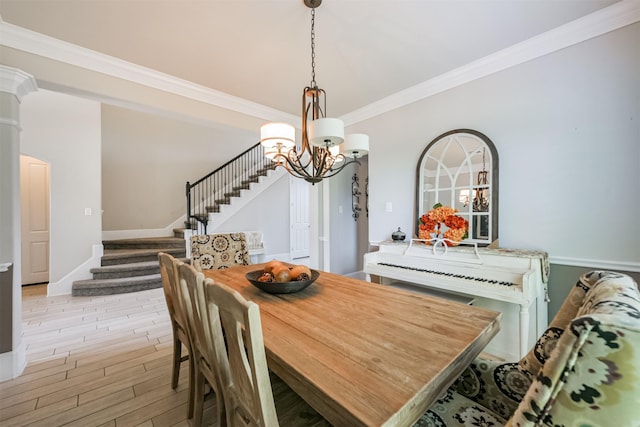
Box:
[186,142,276,233]
[72,143,280,296]
[71,235,187,296]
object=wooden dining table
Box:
[203,264,501,427]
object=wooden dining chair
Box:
[177,262,226,427]
[204,280,330,427]
[157,252,194,418]
[190,233,251,272]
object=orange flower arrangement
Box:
[419,203,469,246]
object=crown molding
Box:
[0,65,37,102]
[0,18,298,125]
[1,0,639,126]
[341,0,640,126]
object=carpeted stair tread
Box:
[72,234,188,295]
[91,260,160,279]
[101,247,185,266]
[72,274,163,296]
[91,257,190,279]
[103,237,185,250]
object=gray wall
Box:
[329,157,369,275]
[101,105,258,231]
[548,265,640,318]
[363,23,640,319]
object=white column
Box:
[0,65,38,381]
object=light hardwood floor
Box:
[0,284,217,426]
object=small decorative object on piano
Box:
[391,227,406,241]
[418,203,468,246]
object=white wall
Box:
[101,105,258,231]
[20,89,102,295]
[215,172,291,258]
[364,23,639,270]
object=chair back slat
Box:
[206,281,279,427]
[178,262,226,426]
[159,253,188,331]
[158,252,194,416]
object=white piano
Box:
[364,240,549,361]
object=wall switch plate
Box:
[84,208,92,216]
[385,202,393,212]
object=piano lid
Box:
[376,239,550,284]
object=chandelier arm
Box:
[277,149,316,178]
[316,157,362,180]
[301,88,314,154]
[313,147,327,171]
[288,145,313,170]
[275,155,313,180]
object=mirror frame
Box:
[415,129,499,245]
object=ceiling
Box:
[0,0,619,119]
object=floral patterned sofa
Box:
[416,270,640,427]
[190,233,251,271]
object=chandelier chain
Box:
[310,8,316,87]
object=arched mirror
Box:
[415,129,499,245]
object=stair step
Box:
[91,260,160,279]
[233,184,251,191]
[214,198,231,205]
[173,228,187,238]
[103,237,185,250]
[101,247,185,266]
[224,191,241,198]
[72,274,163,296]
[92,257,192,279]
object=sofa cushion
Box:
[518,271,623,377]
[509,272,640,427]
[414,387,508,427]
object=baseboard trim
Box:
[0,342,26,382]
[47,244,104,296]
[102,219,185,241]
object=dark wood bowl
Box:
[245,269,319,294]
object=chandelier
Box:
[259,0,369,184]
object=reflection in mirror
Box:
[416,129,499,245]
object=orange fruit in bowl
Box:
[272,266,292,283]
[264,260,285,274]
[290,265,312,281]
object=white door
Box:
[20,155,50,285]
[290,176,310,259]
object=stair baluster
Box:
[185,143,275,234]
